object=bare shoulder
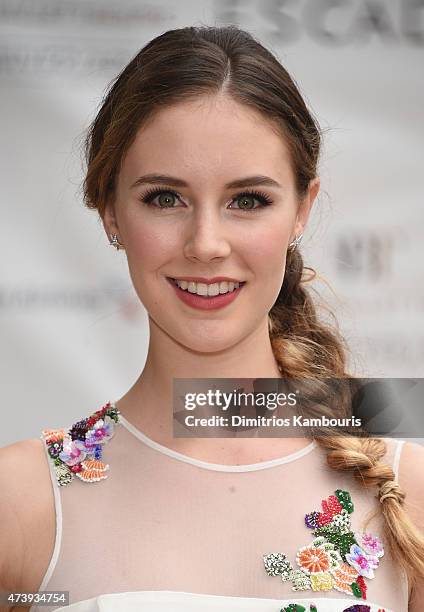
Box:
[0,438,56,598]
[398,440,424,527]
[397,440,424,612]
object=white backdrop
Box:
[1,0,423,446]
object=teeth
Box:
[173,279,242,296]
[208,283,220,297]
[196,283,208,296]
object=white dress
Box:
[30,401,409,612]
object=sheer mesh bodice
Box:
[30,401,408,612]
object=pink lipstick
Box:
[166,277,246,311]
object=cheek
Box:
[239,223,290,272]
[125,221,178,268]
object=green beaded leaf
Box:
[311,536,326,547]
[281,605,307,612]
[106,406,121,423]
[350,581,363,598]
[313,524,333,537]
[313,530,357,562]
[335,489,354,513]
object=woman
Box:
[1,25,423,612]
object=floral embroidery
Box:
[264,553,293,579]
[291,569,311,591]
[330,561,359,595]
[264,489,385,602]
[41,401,121,486]
[345,545,380,579]
[296,546,331,574]
[309,571,333,591]
[355,532,384,558]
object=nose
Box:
[183,208,232,263]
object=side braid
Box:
[313,435,424,595]
[269,249,424,595]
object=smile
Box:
[166,277,246,310]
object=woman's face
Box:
[104,94,319,353]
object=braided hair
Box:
[269,248,424,593]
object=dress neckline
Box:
[113,401,317,472]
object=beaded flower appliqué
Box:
[263,489,385,607]
[41,401,121,486]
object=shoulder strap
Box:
[392,438,405,483]
[36,436,63,590]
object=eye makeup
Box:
[138,187,274,212]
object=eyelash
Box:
[139,187,273,211]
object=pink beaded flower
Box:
[345,544,380,579]
[59,437,87,466]
[355,532,384,558]
[85,415,116,447]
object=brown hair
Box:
[82,25,424,595]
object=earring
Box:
[288,233,303,251]
[109,234,125,250]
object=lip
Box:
[166,277,246,310]
[168,276,243,284]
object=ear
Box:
[102,196,120,243]
[293,176,320,237]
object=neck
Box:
[115,316,311,464]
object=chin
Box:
[175,322,245,354]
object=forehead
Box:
[120,94,294,188]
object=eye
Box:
[139,188,183,208]
[139,187,273,211]
[228,190,273,211]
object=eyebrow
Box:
[129,174,283,190]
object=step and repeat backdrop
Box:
[1,0,423,445]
